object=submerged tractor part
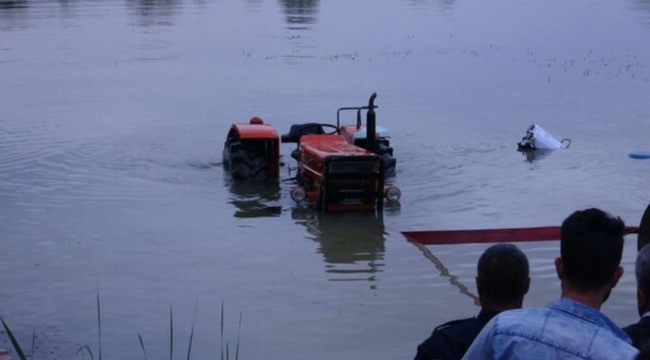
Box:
[336,93,397,177]
[229,146,270,179]
[280,93,397,177]
[287,134,400,213]
[280,93,401,213]
[222,117,281,180]
[280,123,339,143]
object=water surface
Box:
[1,0,650,359]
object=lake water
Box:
[1,0,650,359]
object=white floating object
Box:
[518,124,569,150]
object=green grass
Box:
[0,316,27,360]
[1,297,243,360]
[221,302,242,360]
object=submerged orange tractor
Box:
[281,93,401,212]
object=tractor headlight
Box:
[384,186,401,202]
[290,186,307,203]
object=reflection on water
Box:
[225,178,282,218]
[0,0,26,9]
[0,0,27,31]
[1,0,650,358]
[279,0,319,30]
[0,0,183,30]
[410,241,479,305]
[126,0,181,26]
[632,0,650,26]
[518,149,555,164]
[245,0,262,13]
[293,210,385,286]
[0,0,458,34]
[405,0,456,12]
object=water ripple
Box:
[0,129,220,204]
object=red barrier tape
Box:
[402,226,640,245]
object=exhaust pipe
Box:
[366,93,377,154]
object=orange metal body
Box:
[300,134,372,158]
[231,123,279,140]
[297,134,382,212]
[338,125,361,145]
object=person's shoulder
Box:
[417,316,484,360]
[623,318,650,349]
[623,320,645,333]
[434,314,492,339]
[434,316,476,332]
[491,307,547,322]
[485,307,551,333]
[633,316,650,330]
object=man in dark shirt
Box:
[624,243,650,349]
[413,243,530,360]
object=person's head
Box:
[476,243,530,310]
[635,245,650,316]
[557,208,625,296]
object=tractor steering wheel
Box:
[298,123,339,136]
[319,124,340,135]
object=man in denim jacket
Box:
[462,208,638,360]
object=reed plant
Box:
[0,316,27,360]
[0,296,242,360]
